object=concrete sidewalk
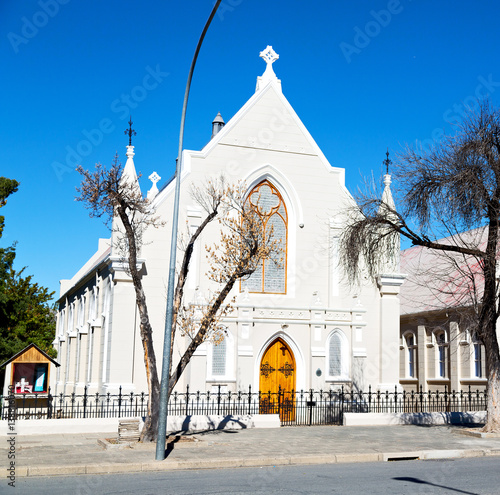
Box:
[3,425,500,477]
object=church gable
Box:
[216,84,318,159]
[194,46,344,182]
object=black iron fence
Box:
[0,385,487,425]
[0,387,148,420]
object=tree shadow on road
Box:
[393,476,479,494]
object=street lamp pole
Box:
[156,0,222,461]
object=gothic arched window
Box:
[329,333,342,377]
[211,338,226,377]
[241,180,287,293]
[326,330,349,380]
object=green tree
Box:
[0,177,19,281]
[0,177,56,365]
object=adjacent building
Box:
[399,230,490,393]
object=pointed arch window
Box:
[241,180,287,293]
[207,331,234,381]
[68,302,75,335]
[58,309,66,337]
[212,338,226,377]
[329,333,342,376]
[77,296,85,330]
[326,330,349,380]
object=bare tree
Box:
[168,178,282,395]
[77,163,281,440]
[340,101,500,432]
[77,155,162,442]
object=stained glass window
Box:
[241,180,287,293]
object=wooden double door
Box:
[259,338,296,420]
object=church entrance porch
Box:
[259,338,296,421]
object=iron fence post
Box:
[118,386,122,418]
[308,389,313,426]
[95,392,100,419]
[340,385,344,422]
[83,386,88,419]
[47,387,53,419]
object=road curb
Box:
[20,449,500,477]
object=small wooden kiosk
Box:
[1,344,60,418]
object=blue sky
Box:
[1,0,500,300]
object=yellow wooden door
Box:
[259,338,295,421]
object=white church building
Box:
[54,47,405,399]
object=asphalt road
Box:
[12,457,500,495]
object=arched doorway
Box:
[259,338,295,421]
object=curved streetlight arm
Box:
[156,0,222,461]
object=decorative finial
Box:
[256,45,282,92]
[260,45,279,67]
[383,148,391,175]
[147,171,161,200]
[125,117,136,146]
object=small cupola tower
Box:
[380,149,396,213]
[121,117,140,191]
[211,112,225,139]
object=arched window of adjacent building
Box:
[403,331,417,378]
[241,180,287,294]
[326,330,348,380]
[471,331,484,378]
[434,330,448,378]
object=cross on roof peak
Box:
[383,148,392,175]
[125,117,137,146]
[260,45,279,67]
[256,45,282,92]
